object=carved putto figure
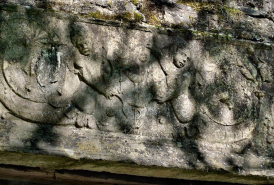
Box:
[70,23,115,98]
[69,23,198,133]
[150,44,196,123]
[3,18,262,140]
[69,22,124,130]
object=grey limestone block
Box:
[0,1,274,184]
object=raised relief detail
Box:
[0,18,73,124]
[68,23,198,133]
[0,14,273,147]
[238,46,273,84]
[192,46,262,144]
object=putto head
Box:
[70,23,91,56]
[173,48,190,68]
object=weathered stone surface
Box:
[0,1,274,184]
[163,3,197,26]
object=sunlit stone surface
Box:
[0,0,274,184]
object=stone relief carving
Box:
[0,13,273,149]
[69,22,122,130]
[0,18,71,124]
[68,22,196,134]
[3,21,64,103]
[238,46,273,85]
[191,46,263,144]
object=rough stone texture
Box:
[0,0,274,184]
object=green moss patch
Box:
[130,0,139,6]
[87,11,143,23]
[0,3,18,12]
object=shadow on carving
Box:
[0,2,273,173]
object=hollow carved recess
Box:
[0,10,274,153]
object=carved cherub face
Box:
[75,36,91,56]
[173,50,190,68]
[71,23,91,56]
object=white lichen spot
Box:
[64,148,75,157]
